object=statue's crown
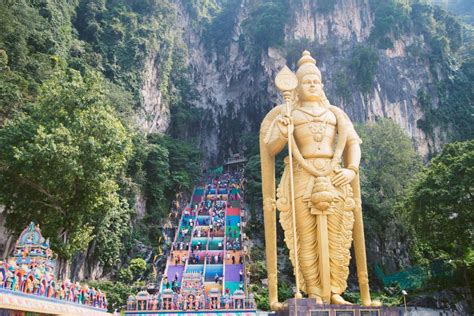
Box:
[296,50,321,81]
[297,50,316,67]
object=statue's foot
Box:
[372,300,382,307]
[331,294,352,305]
[362,299,382,307]
[309,294,324,304]
[270,302,285,311]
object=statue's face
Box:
[298,74,323,102]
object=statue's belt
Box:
[280,156,349,206]
[283,156,338,174]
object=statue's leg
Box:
[294,197,321,298]
[327,201,354,301]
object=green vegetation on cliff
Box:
[402,140,474,297]
[242,0,289,51]
[369,0,473,142]
[0,0,201,277]
[74,0,176,98]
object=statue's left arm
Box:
[343,121,362,171]
[333,115,361,187]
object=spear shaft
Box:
[282,91,302,299]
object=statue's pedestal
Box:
[275,299,399,316]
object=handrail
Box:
[158,259,168,293]
[241,201,248,297]
[202,202,211,284]
[182,186,203,286]
[160,197,187,292]
[222,198,228,296]
[161,186,199,293]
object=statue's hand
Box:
[332,168,356,187]
[277,115,293,138]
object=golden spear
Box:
[275,66,303,299]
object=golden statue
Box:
[260,51,380,308]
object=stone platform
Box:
[275,299,400,316]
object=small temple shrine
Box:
[0,222,108,315]
[10,222,56,278]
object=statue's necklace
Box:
[298,107,328,117]
[296,107,329,148]
[310,118,328,146]
[309,111,328,150]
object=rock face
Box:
[136,51,170,134]
[288,0,373,43]
[165,0,452,162]
[173,0,268,164]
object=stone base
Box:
[275,298,399,316]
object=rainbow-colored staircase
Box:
[126,174,255,314]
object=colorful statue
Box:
[74,282,80,302]
[5,266,13,289]
[38,278,47,295]
[32,272,41,294]
[260,51,379,308]
[23,275,34,293]
[58,283,65,300]
[13,223,57,276]
[46,280,56,298]
[102,292,108,309]
[12,276,19,291]
[21,246,29,259]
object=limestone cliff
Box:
[136,51,170,134]
[164,0,470,163]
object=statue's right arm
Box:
[264,114,288,156]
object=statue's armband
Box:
[263,198,276,213]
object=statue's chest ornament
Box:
[309,121,328,145]
[295,107,330,149]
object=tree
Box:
[129,258,147,280]
[136,134,201,245]
[403,140,473,296]
[144,139,171,221]
[242,0,289,50]
[357,119,422,271]
[358,119,421,215]
[0,69,133,266]
[88,279,142,312]
[348,45,379,94]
